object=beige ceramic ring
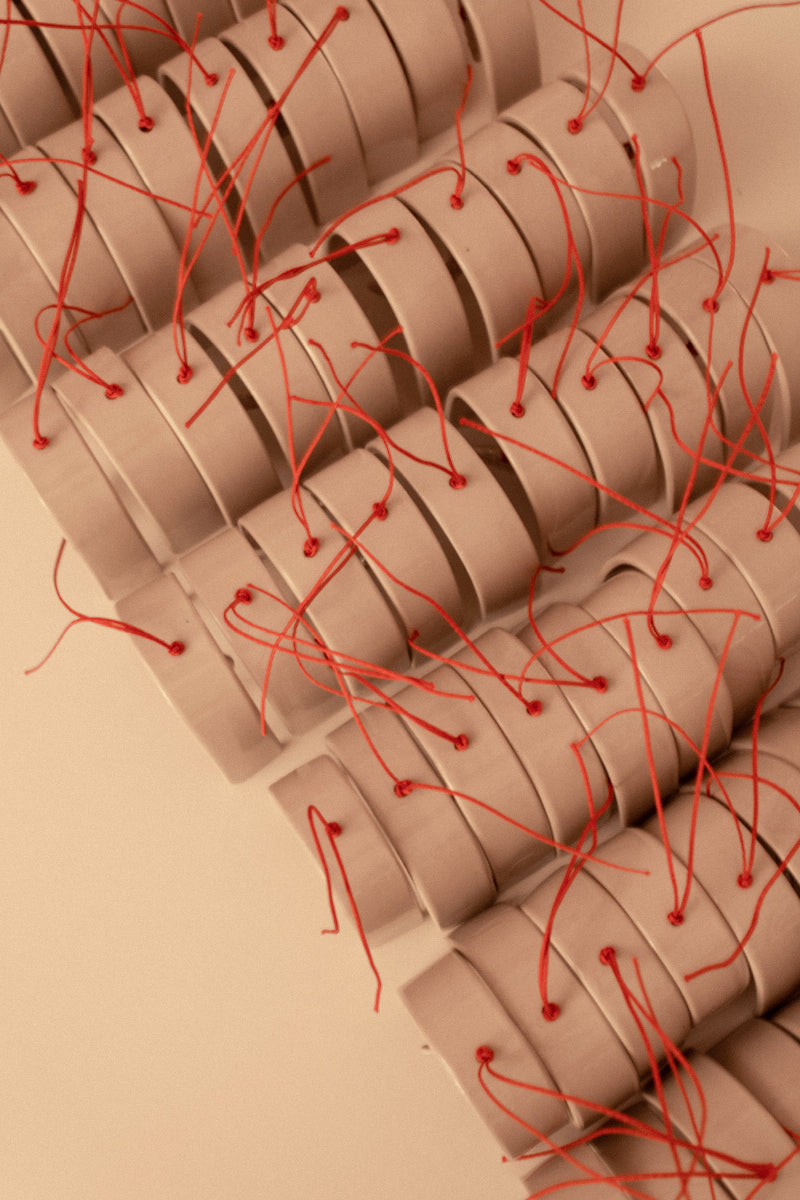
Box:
[159,36,314,263]
[0,2,74,146]
[448,0,540,114]
[446,356,598,558]
[116,572,280,783]
[450,903,641,1128]
[53,346,225,560]
[270,753,422,940]
[327,705,497,928]
[367,406,539,622]
[711,1017,800,1134]
[0,387,160,600]
[21,0,121,103]
[221,8,368,225]
[123,325,282,523]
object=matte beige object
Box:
[643,1053,800,1198]
[40,116,199,332]
[187,281,346,480]
[278,0,417,183]
[690,479,800,657]
[584,568,734,773]
[710,1018,800,1134]
[580,292,723,511]
[0,153,145,352]
[520,868,691,1077]
[772,997,800,1045]
[503,79,642,300]
[22,0,120,101]
[446,356,598,557]
[606,521,776,726]
[584,827,752,1026]
[95,0,179,74]
[368,407,539,621]
[729,704,800,766]
[560,43,696,245]
[401,949,569,1154]
[115,572,280,781]
[367,0,467,141]
[54,347,224,560]
[0,209,89,389]
[221,8,368,224]
[0,333,29,409]
[392,662,554,891]
[123,326,281,523]
[460,121,590,309]
[325,196,473,405]
[519,1143,620,1199]
[0,2,74,145]
[522,602,680,824]
[449,0,540,114]
[264,247,409,448]
[598,1100,729,1200]
[399,167,543,368]
[649,791,800,1011]
[528,328,661,524]
[303,447,465,655]
[452,626,609,844]
[240,485,409,680]
[450,904,641,1127]
[163,0,234,40]
[270,754,422,939]
[0,388,159,600]
[94,76,238,299]
[327,706,496,928]
[159,36,314,262]
[177,527,340,733]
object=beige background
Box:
[2,3,800,1197]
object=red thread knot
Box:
[599,946,616,966]
[394,779,414,798]
[631,73,646,92]
[646,341,662,360]
[235,588,252,605]
[567,117,583,135]
[453,734,469,751]
[510,401,525,418]
[655,632,672,650]
[327,821,342,837]
[385,227,400,244]
[303,537,319,558]
[104,383,123,399]
[177,363,193,384]
[335,5,349,18]
[542,1002,560,1022]
[506,157,521,176]
[305,281,321,303]
[32,434,49,450]
[475,1045,494,1063]
[738,871,753,889]
[168,641,185,656]
[15,178,35,195]
[450,193,464,210]
[372,501,388,520]
[138,115,155,132]
[592,675,607,693]
[525,699,542,716]
[702,296,719,314]
[762,268,776,285]
[756,527,773,543]
[449,473,467,490]
[205,72,219,86]
[243,326,259,342]
[756,1164,778,1182]
[268,34,284,49]
[667,910,684,926]
[581,373,597,390]
[699,574,713,590]
[82,148,97,166]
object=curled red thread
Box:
[104,383,123,399]
[137,115,154,132]
[655,633,672,649]
[599,946,616,966]
[738,872,753,888]
[235,588,252,605]
[303,537,319,558]
[510,401,524,418]
[394,779,414,797]
[372,501,388,521]
[699,575,713,589]
[631,73,646,90]
[646,341,662,360]
[177,363,193,384]
[567,117,582,134]
[756,527,773,542]
[526,700,542,716]
[449,473,467,489]
[453,734,469,751]
[667,910,684,926]
[542,1002,560,1022]
[475,1045,494,1063]
[581,373,597,390]
[592,675,607,693]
